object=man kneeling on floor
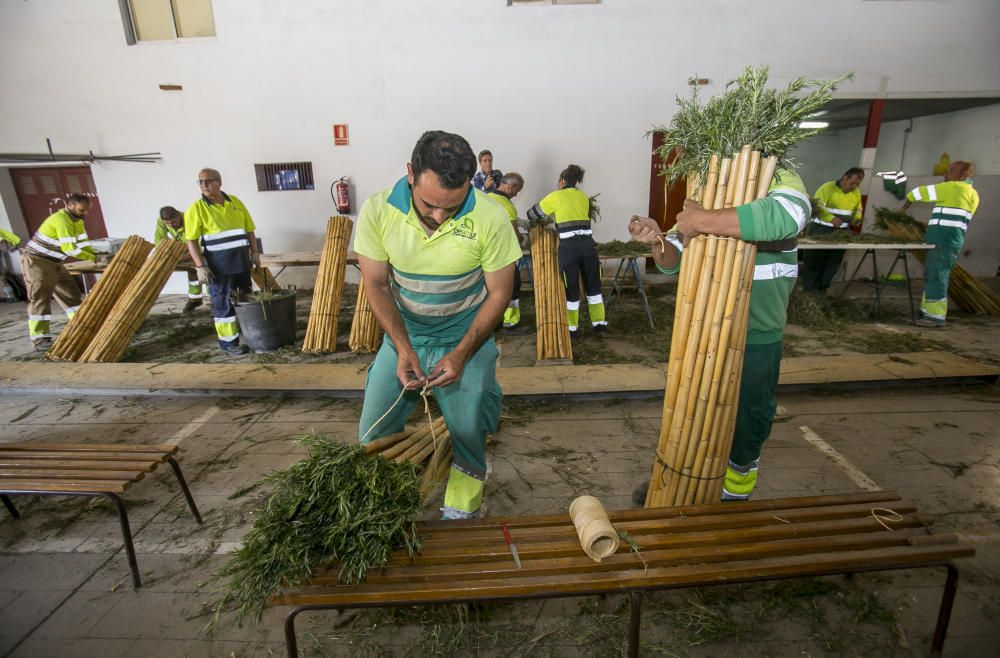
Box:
[354,130,521,519]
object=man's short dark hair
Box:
[66,193,91,205]
[411,131,476,190]
[841,167,865,179]
[159,206,182,220]
[478,149,492,160]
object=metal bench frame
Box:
[1,454,202,588]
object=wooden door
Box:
[647,133,687,270]
[10,166,108,239]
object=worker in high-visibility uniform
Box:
[184,168,261,354]
[629,168,811,502]
[355,131,521,520]
[526,164,606,338]
[155,206,203,313]
[801,167,864,293]
[902,160,979,327]
[20,194,97,350]
[487,172,526,328]
[0,228,20,251]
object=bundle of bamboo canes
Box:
[251,267,282,292]
[645,147,777,508]
[362,416,452,502]
[529,226,572,362]
[79,239,189,363]
[881,217,1000,315]
[47,236,153,362]
[348,279,383,353]
[302,216,353,353]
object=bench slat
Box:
[0,479,129,494]
[0,468,144,482]
[0,443,176,455]
[415,501,918,550]
[360,515,929,570]
[417,491,902,533]
[350,528,941,586]
[0,458,157,472]
[0,450,171,463]
[276,543,973,607]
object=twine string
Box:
[359,379,439,462]
[871,507,903,532]
[656,455,724,484]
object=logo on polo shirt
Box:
[453,217,477,241]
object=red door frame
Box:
[10,166,109,239]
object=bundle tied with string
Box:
[302,215,353,353]
[529,226,572,362]
[78,238,188,363]
[359,381,453,502]
[348,278,383,353]
[47,235,153,362]
[645,149,777,508]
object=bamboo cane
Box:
[730,145,752,208]
[251,267,281,292]
[47,236,153,361]
[743,151,762,205]
[531,227,572,361]
[303,216,353,353]
[349,278,383,353]
[700,155,720,209]
[757,156,779,200]
[713,158,732,210]
[79,239,188,363]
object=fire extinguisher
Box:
[332,176,351,214]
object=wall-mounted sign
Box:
[333,124,349,146]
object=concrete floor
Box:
[1,274,999,656]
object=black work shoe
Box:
[915,316,945,328]
[220,343,250,355]
[593,324,608,336]
[632,480,650,507]
[569,330,580,342]
[183,299,203,314]
[32,337,53,352]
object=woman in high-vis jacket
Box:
[526,164,606,338]
[902,160,979,327]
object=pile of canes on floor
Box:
[348,279,383,353]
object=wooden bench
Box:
[274,491,973,657]
[0,442,202,588]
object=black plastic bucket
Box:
[234,289,297,353]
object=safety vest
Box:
[154,218,185,244]
[184,193,255,275]
[486,191,517,220]
[0,228,21,247]
[906,180,979,232]
[527,187,591,238]
[25,209,95,262]
[354,177,522,344]
[812,181,862,228]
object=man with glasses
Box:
[355,130,521,520]
[184,168,260,354]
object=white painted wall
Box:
[2,0,1000,291]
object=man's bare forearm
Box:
[186,240,204,267]
[452,287,510,360]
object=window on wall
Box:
[121,0,216,43]
[254,163,315,192]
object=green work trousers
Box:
[358,336,502,519]
[730,340,784,467]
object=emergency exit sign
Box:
[333,124,349,146]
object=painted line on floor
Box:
[799,425,881,491]
[167,404,221,446]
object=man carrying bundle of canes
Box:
[155,206,204,313]
[354,130,521,520]
[628,168,810,503]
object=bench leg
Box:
[285,606,308,658]
[166,456,203,524]
[930,563,959,657]
[1,495,19,519]
[628,591,642,658]
[102,493,141,589]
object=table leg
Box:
[840,248,872,299]
[630,258,655,329]
[605,259,628,313]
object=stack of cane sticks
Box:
[530,226,572,362]
[645,147,778,508]
[47,236,153,361]
[348,279,383,353]
[362,417,452,502]
[78,239,189,363]
[302,216,353,353]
